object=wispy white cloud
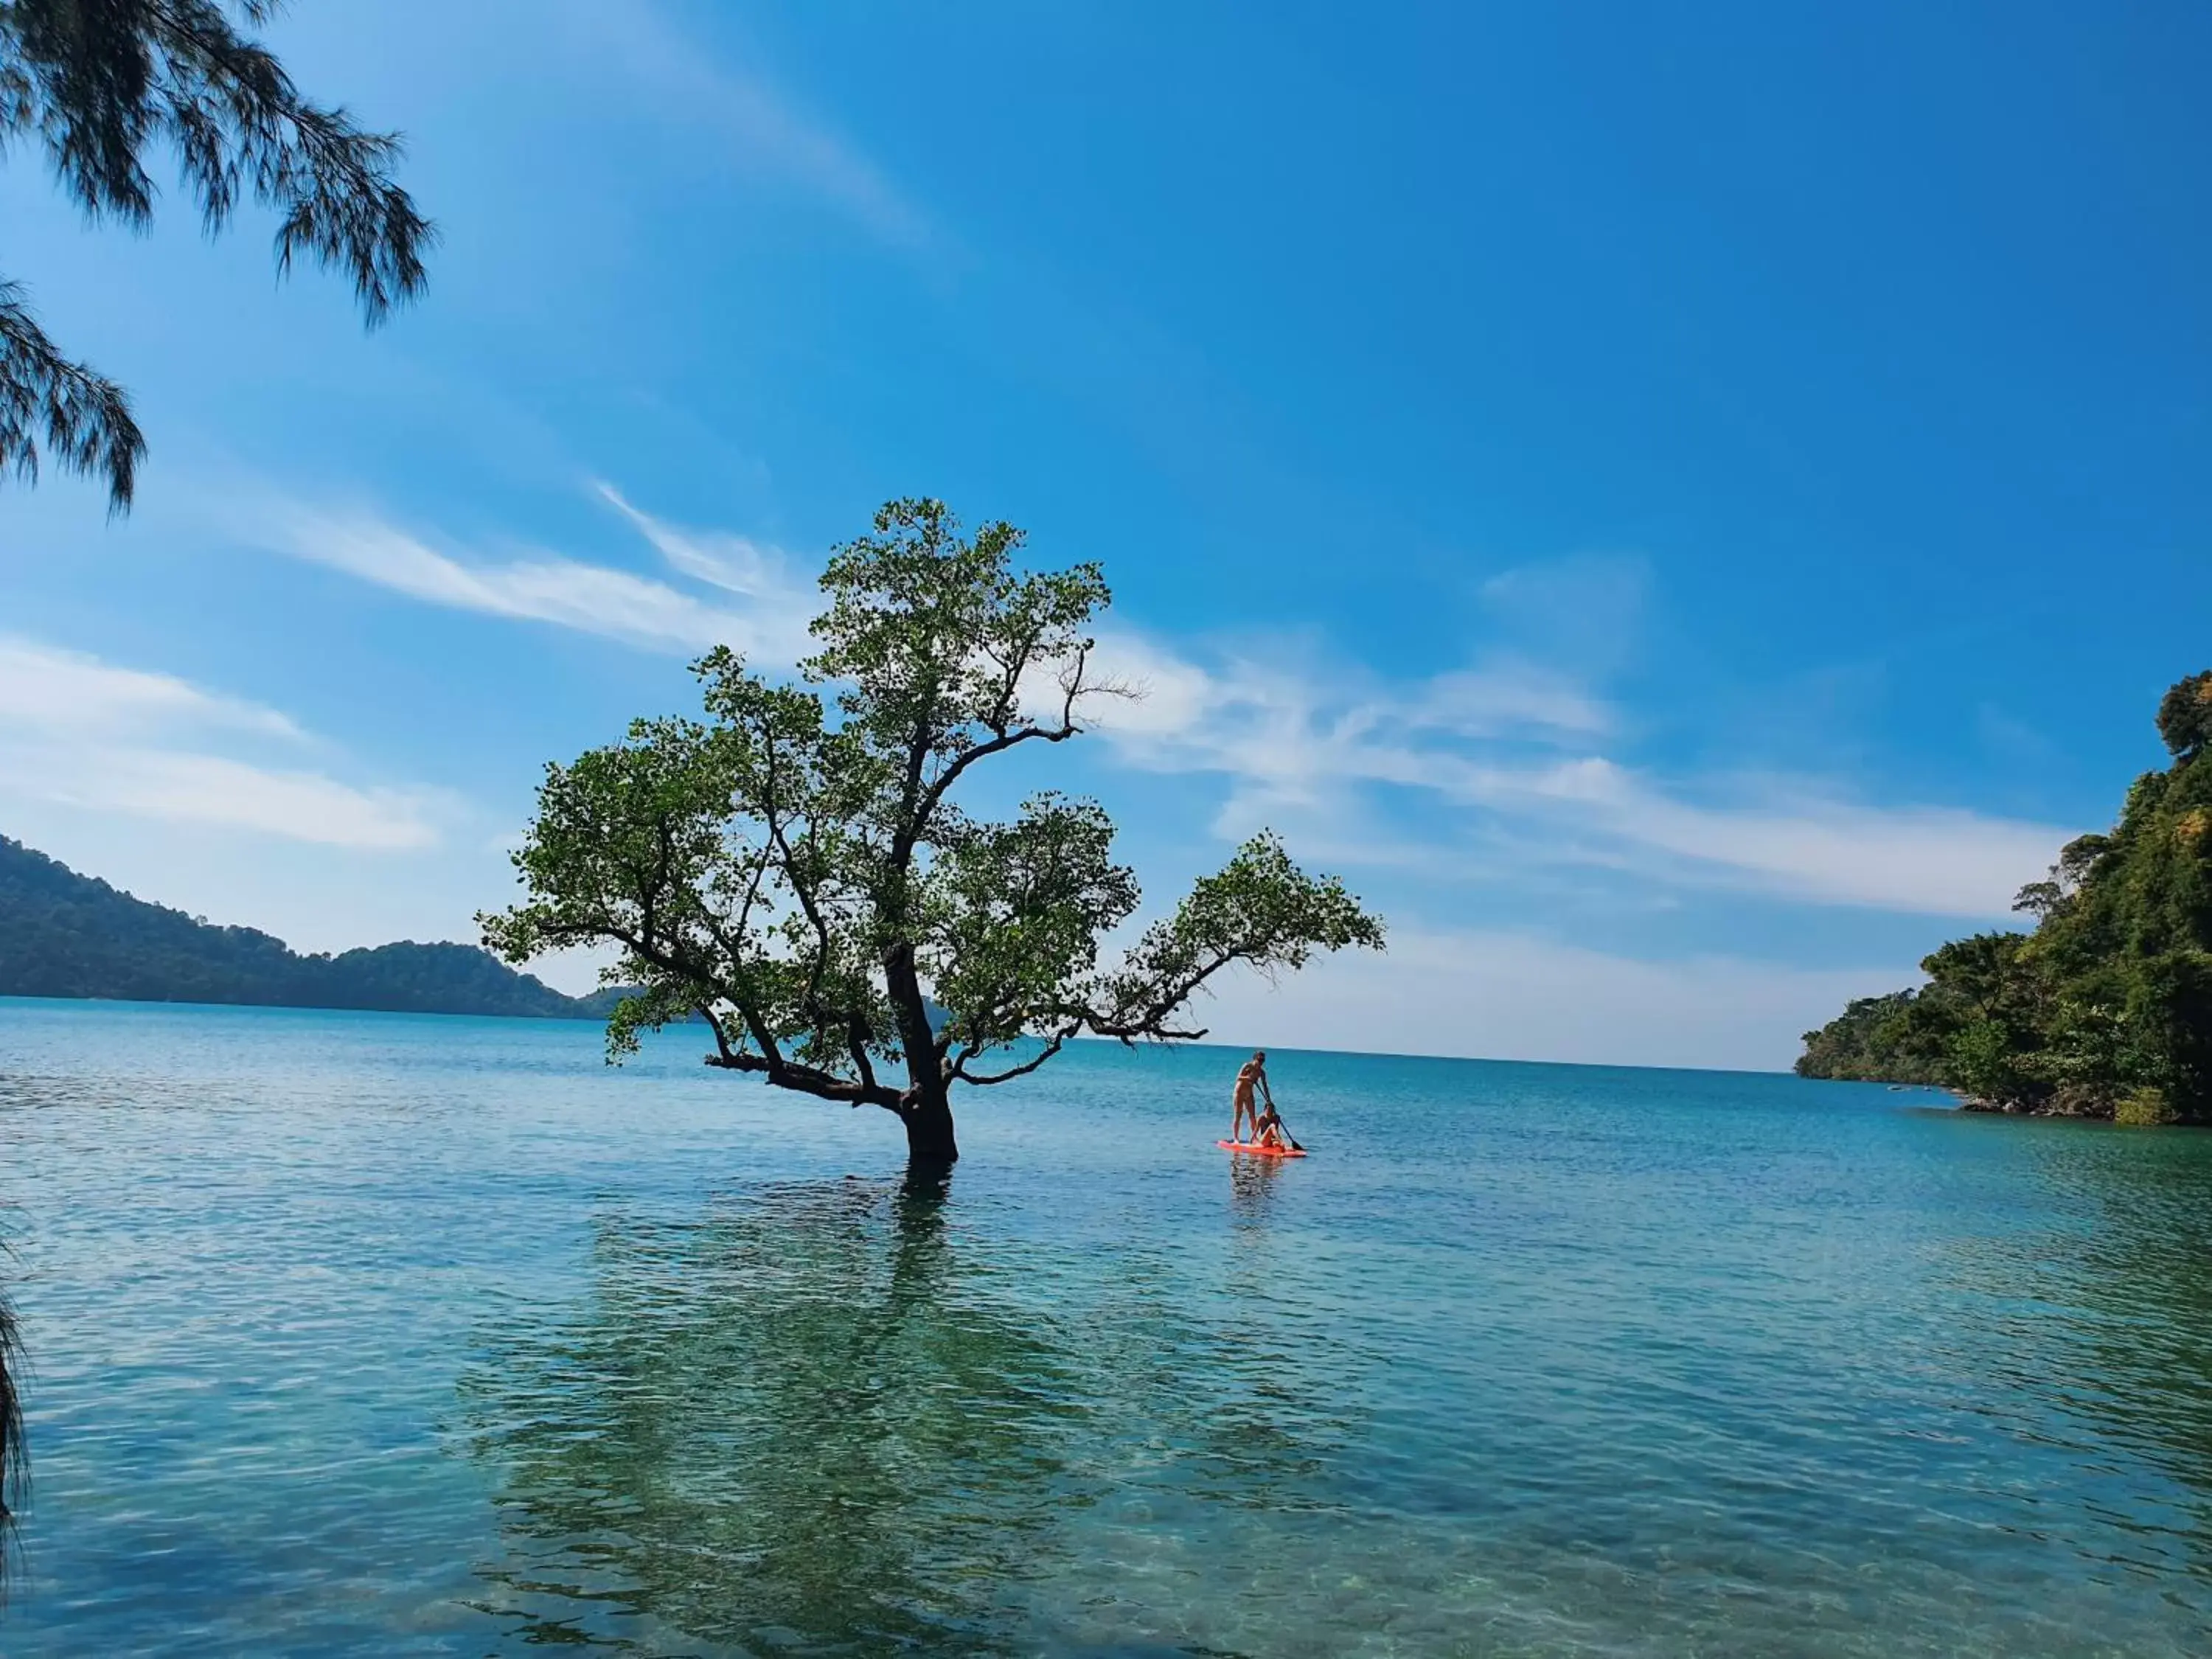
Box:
[27,751,439,850]
[1493,765,2062,916]
[0,637,442,849]
[1080,623,2067,920]
[1476,551,1651,675]
[1402,661,1614,740]
[593,484,816,661]
[266,507,741,653]
[222,481,2074,919]
[1195,926,1913,1072]
[245,491,818,663]
[574,1,934,252]
[0,636,303,740]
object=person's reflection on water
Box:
[1228,1147,1285,1226]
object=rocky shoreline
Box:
[1953,1087,2210,1126]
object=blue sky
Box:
[2,0,2207,1067]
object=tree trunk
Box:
[883,939,958,1166]
[901,1093,959,1166]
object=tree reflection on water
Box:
[1946,1120,2212,1568]
[457,1169,1348,1654]
[2048,1129,2212,1550]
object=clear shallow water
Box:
[4,1001,2212,1655]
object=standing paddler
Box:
[1231,1051,1273,1144]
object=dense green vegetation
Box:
[0,835,607,1018]
[1797,671,2212,1123]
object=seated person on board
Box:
[1253,1103,1288,1149]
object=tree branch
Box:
[1079,945,1241,1041]
[911,709,1082,842]
[0,279,144,512]
[844,1010,880,1093]
[137,1,435,324]
[977,619,1044,735]
[707,1046,903,1112]
[894,647,1092,867]
[755,723,837,1015]
[579,914,793,1080]
[699,1004,740,1066]
[1086,1020,1209,1044]
[953,1034,1068,1086]
[888,683,938,874]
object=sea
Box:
[2,995,2211,1656]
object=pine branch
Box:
[0,0,432,509]
[0,277,142,510]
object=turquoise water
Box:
[4,1000,2212,1655]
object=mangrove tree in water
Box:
[481,498,1384,1165]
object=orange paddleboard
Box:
[1218,1140,1308,1158]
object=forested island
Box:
[0,835,615,1019]
[1797,672,2212,1124]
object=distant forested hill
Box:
[0,835,613,1018]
